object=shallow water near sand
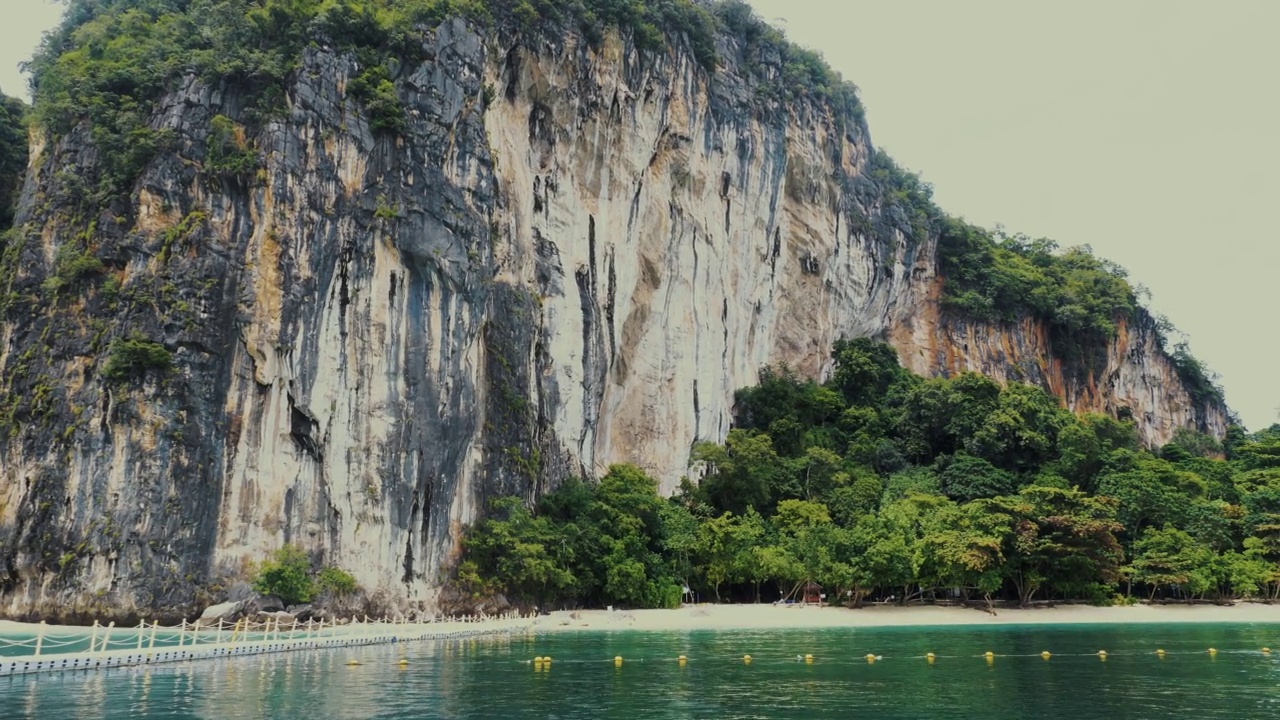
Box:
[2,623,1279,719]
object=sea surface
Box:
[2,623,1278,719]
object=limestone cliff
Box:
[0,13,1228,620]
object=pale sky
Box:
[1,1,1276,430]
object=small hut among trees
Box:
[803,581,823,604]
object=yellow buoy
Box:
[805,654,815,664]
[1041,651,1051,660]
[1155,649,1166,655]
[926,653,936,660]
[1262,647,1271,654]
[614,656,623,667]
[743,655,752,664]
[1208,648,1218,656]
[984,651,995,658]
[346,660,361,666]
[398,658,409,666]
[1097,650,1107,657]
[534,656,544,663]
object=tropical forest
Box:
[459,338,1279,611]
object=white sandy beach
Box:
[3,603,1278,637]
[533,603,1280,632]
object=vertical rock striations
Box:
[0,16,1228,620]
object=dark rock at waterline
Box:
[286,604,314,622]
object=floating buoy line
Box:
[517,646,1278,670]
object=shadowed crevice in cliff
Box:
[481,284,571,501]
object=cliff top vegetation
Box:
[25,0,862,203]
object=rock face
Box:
[0,19,1228,620]
[890,284,1230,445]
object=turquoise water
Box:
[3,624,1279,718]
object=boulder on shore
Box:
[195,600,245,627]
[245,595,285,614]
[254,610,296,625]
[287,604,315,622]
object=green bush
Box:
[101,335,172,381]
[317,566,360,596]
[42,243,105,296]
[252,544,314,606]
[205,115,259,178]
[347,66,406,134]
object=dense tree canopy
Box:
[0,93,25,230]
[460,341,1276,610]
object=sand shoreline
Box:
[531,602,1280,633]
[4,603,1279,636]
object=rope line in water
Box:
[520,647,1278,668]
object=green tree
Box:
[1096,451,1207,540]
[463,497,575,606]
[746,544,803,601]
[991,486,1124,606]
[696,511,760,601]
[1216,551,1273,600]
[921,501,1010,609]
[1054,413,1138,490]
[825,470,883,525]
[830,337,907,407]
[659,500,699,591]
[938,453,1017,502]
[1127,526,1216,601]
[694,430,783,514]
[966,382,1071,472]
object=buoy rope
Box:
[514,647,1279,667]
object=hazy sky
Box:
[742,0,1278,430]
[1,1,1276,429]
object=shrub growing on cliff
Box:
[317,566,359,597]
[102,335,173,381]
[253,544,315,606]
[205,115,259,179]
[41,243,105,297]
